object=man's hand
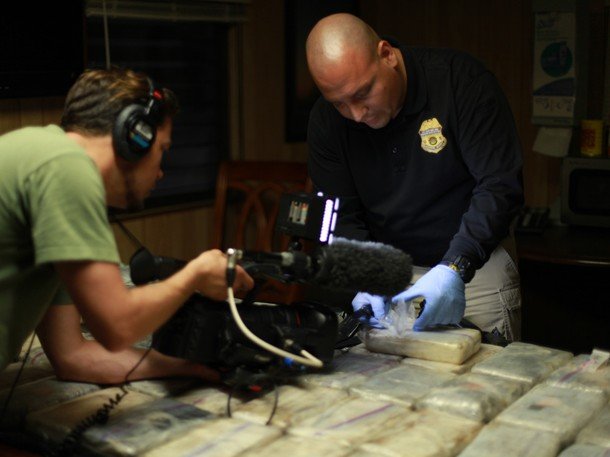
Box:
[391,265,465,331]
[192,249,254,301]
[352,292,388,328]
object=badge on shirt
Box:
[419,118,447,154]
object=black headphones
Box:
[112,78,165,162]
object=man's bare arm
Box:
[36,304,220,384]
[54,249,254,351]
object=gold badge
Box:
[419,118,447,154]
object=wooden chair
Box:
[211,160,312,304]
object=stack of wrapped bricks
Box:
[1,327,609,457]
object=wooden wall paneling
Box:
[112,206,215,264]
[0,99,23,135]
[18,98,44,127]
[41,97,65,126]
[241,0,308,162]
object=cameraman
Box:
[0,68,254,374]
[34,265,221,384]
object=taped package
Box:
[359,409,482,457]
[416,372,525,422]
[142,417,283,457]
[361,327,481,365]
[576,401,610,448]
[296,349,401,390]
[288,397,412,446]
[80,397,214,456]
[346,343,408,358]
[495,384,606,445]
[25,388,155,445]
[239,434,352,457]
[471,342,573,388]
[544,353,610,396]
[558,443,610,457]
[0,377,99,428]
[458,422,562,457]
[176,385,246,416]
[401,343,502,374]
[349,364,456,407]
[0,362,54,391]
[232,385,349,428]
[127,378,202,398]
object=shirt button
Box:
[392,147,398,154]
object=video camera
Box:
[130,192,342,376]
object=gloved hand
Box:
[351,292,388,328]
[391,265,466,331]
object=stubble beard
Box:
[123,169,145,212]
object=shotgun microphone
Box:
[238,237,412,297]
[130,238,412,297]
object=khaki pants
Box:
[410,240,522,341]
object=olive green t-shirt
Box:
[0,125,119,370]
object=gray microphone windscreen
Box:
[313,237,412,296]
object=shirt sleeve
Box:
[25,154,120,266]
[307,100,371,241]
[443,70,524,268]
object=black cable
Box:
[45,346,153,457]
[111,215,144,249]
[265,380,279,426]
[226,371,280,426]
[0,332,36,427]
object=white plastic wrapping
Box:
[176,386,245,416]
[0,377,100,427]
[471,342,573,388]
[576,401,610,448]
[401,343,503,374]
[0,363,54,391]
[25,388,155,445]
[81,397,215,456]
[362,327,481,365]
[346,343,407,359]
[359,409,481,457]
[239,434,352,457]
[495,384,606,445]
[127,378,202,398]
[142,417,283,457]
[233,385,349,428]
[349,364,456,407]
[558,443,610,457]
[416,372,525,422]
[296,349,401,390]
[458,422,562,457]
[544,354,610,396]
[288,397,412,446]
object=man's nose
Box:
[348,103,367,123]
[157,169,164,181]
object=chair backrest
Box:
[211,160,311,303]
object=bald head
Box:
[305,14,406,129]
[306,13,380,78]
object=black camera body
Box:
[131,192,341,374]
[151,295,338,371]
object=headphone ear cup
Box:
[113,104,157,162]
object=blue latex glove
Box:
[351,292,388,328]
[391,265,466,331]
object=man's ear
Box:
[378,40,397,67]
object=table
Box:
[517,225,610,354]
[0,339,608,456]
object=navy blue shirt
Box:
[307,45,524,269]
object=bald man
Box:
[306,14,524,341]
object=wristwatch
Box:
[440,255,475,283]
